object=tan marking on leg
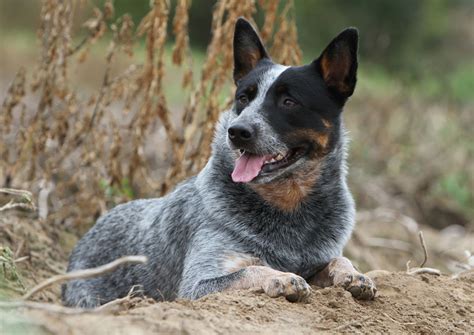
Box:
[310,257,377,300]
[221,253,263,273]
[227,265,311,302]
[251,163,321,212]
[227,266,277,290]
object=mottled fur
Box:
[63,18,376,308]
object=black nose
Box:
[228,123,254,145]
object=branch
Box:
[22,255,148,300]
[407,267,441,276]
[0,188,36,212]
[0,284,147,315]
[0,200,34,212]
[405,231,441,276]
[0,188,33,198]
[0,301,91,315]
[418,231,428,267]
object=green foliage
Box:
[448,62,474,103]
[109,0,151,24]
[0,247,25,296]
[436,173,473,213]
[295,0,464,71]
[2,0,472,102]
[99,178,136,202]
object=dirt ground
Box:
[1,271,472,334]
[0,213,473,334]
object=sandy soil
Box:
[1,271,473,334]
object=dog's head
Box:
[227,18,358,188]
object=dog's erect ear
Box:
[315,28,358,102]
[233,17,269,83]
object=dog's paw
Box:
[334,272,377,300]
[263,273,311,302]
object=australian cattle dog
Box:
[63,18,376,308]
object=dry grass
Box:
[0,0,302,228]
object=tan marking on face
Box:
[250,126,332,211]
[322,118,332,128]
[294,129,331,157]
[250,163,321,212]
[222,253,263,274]
[314,132,329,149]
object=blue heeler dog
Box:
[63,18,377,308]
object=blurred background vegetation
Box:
[2,0,473,103]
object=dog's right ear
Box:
[233,17,269,83]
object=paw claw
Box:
[336,272,376,300]
[263,273,311,302]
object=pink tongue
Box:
[231,153,267,183]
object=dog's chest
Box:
[260,239,333,278]
[242,223,340,278]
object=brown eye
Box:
[238,95,249,105]
[283,98,297,107]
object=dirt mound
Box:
[1,213,473,334]
[2,271,473,334]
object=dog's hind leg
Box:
[186,265,311,302]
[309,257,377,300]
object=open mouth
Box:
[231,146,307,183]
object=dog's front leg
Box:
[309,257,377,300]
[188,265,311,302]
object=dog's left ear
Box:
[314,28,359,103]
[233,17,269,83]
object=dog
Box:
[62,18,376,308]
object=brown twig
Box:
[407,267,441,276]
[333,316,372,331]
[0,188,33,199]
[0,301,92,314]
[22,255,148,300]
[0,188,36,212]
[1,284,148,315]
[405,230,439,275]
[406,259,441,276]
[67,35,90,56]
[418,231,428,267]
[14,256,30,263]
[0,201,34,212]
[96,285,144,312]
